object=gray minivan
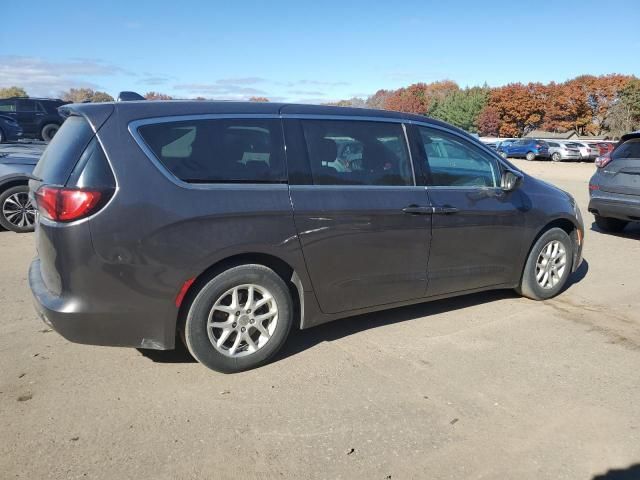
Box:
[29,100,584,373]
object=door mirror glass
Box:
[501,170,522,191]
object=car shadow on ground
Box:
[139,262,590,365]
[592,464,640,480]
[590,221,640,239]
[563,258,589,292]
[140,289,518,365]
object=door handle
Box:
[432,206,459,215]
[402,205,432,215]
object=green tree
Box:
[0,86,28,98]
[429,86,489,132]
[620,78,640,122]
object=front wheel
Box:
[0,185,37,233]
[525,151,536,161]
[551,152,562,162]
[518,228,573,300]
[594,215,627,233]
[184,264,293,373]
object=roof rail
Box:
[117,91,146,102]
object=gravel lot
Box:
[1,159,639,479]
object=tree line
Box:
[331,74,640,139]
[3,75,639,138]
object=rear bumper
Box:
[29,258,174,350]
[588,191,640,221]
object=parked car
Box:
[588,132,640,232]
[0,97,68,142]
[596,141,616,156]
[497,138,549,160]
[546,141,581,162]
[566,142,599,161]
[29,99,584,373]
[0,114,23,143]
[0,142,45,232]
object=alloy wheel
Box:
[2,191,36,229]
[206,284,278,357]
[535,240,567,289]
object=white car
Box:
[566,142,599,161]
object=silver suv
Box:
[546,141,581,162]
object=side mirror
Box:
[501,170,523,192]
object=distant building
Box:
[524,129,610,141]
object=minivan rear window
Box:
[137,118,286,184]
[33,115,94,185]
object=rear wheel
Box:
[551,152,562,162]
[526,151,536,161]
[518,228,573,300]
[184,264,293,373]
[41,123,59,142]
[594,215,628,233]
[0,185,36,233]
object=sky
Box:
[1,0,639,103]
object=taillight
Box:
[595,154,612,169]
[35,186,106,222]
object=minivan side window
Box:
[418,126,499,188]
[300,120,413,186]
[137,118,286,184]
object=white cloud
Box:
[0,56,130,97]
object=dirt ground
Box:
[1,159,639,479]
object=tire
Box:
[184,264,293,373]
[40,123,59,142]
[525,151,536,161]
[0,185,36,233]
[518,228,573,300]
[594,215,628,233]
[500,152,508,159]
[551,152,562,162]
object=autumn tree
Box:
[366,89,393,109]
[488,83,546,137]
[384,81,459,115]
[429,86,489,132]
[61,88,114,103]
[248,96,269,102]
[0,86,28,98]
[144,91,173,100]
[476,106,501,136]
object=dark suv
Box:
[29,100,584,373]
[0,97,68,142]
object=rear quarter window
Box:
[137,118,286,184]
[612,138,640,160]
[33,115,95,185]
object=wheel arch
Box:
[0,176,30,193]
[175,252,306,338]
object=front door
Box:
[284,118,432,314]
[412,125,528,297]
